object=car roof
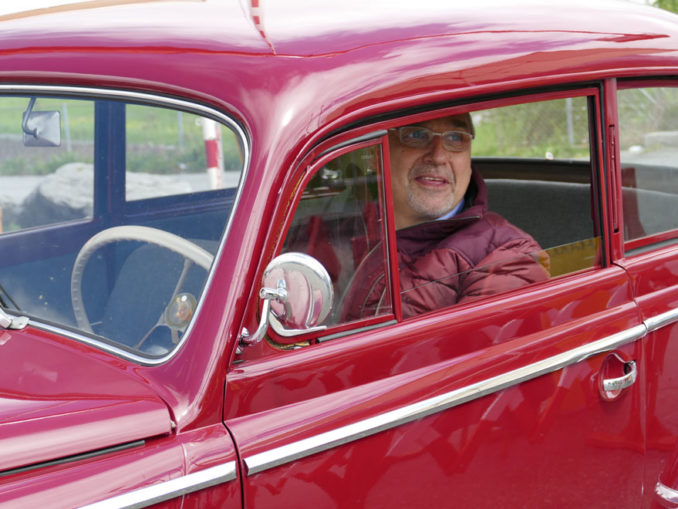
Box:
[1,0,678,174]
[1,0,675,56]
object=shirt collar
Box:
[436,198,465,221]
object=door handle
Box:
[602,360,637,392]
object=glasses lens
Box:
[399,127,431,148]
[442,131,471,152]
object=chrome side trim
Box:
[0,84,250,366]
[80,461,237,509]
[244,324,647,475]
[656,481,678,505]
[645,307,678,333]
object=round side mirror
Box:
[264,252,333,335]
[240,252,334,347]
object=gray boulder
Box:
[17,163,193,229]
[17,163,93,229]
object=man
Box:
[344,113,549,319]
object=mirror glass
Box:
[262,252,333,336]
[22,98,61,147]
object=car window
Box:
[473,95,601,277]
[278,92,602,335]
[281,142,393,329]
[126,105,243,201]
[393,95,601,319]
[618,85,678,250]
[0,92,245,359]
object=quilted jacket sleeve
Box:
[457,237,549,304]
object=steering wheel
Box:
[71,225,214,349]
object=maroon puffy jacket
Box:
[343,170,550,319]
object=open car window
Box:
[473,94,601,277]
[0,91,246,360]
[276,91,603,341]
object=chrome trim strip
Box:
[645,307,678,333]
[244,324,647,475]
[656,481,678,504]
[0,84,250,366]
[80,461,237,509]
[315,130,387,161]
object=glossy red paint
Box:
[617,248,678,500]
[0,327,172,472]
[227,267,645,506]
[1,0,678,507]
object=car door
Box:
[613,80,678,507]
[226,88,646,508]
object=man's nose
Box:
[426,135,448,164]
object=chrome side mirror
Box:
[239,252,333,347]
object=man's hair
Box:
[458,112,475,138]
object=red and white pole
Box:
[202,118,223,189]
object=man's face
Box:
[389,115,473,230]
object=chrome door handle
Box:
[602,360,637,392]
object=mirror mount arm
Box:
[238,298,272,348]
[238,281,287,348]
[237,252,334,352]
[21,97,38,138]
[0,307,28,330]
[238,278,329,349]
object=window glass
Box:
[126,106,242,200]
[0,93,245,359]
[0,97,94,233]
[618,86,678,244]
[282,143,392,327]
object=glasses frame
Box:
[391,126,474,152]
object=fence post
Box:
[202,118,223,189]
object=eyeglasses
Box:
[392,126,474,152]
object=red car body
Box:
[2,1,678,507]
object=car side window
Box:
[393,95,601,318]
[0,92,245,359]
[279,93,602,334]
[618,85,678,250]
[281,142,393,327]
[473,96,601,277]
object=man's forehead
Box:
[415,114,471,131]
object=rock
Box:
[17,163,93,228]
[16,163,194,229]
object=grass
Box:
[472,97,591,160]
[0,96,243,176]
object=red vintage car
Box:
[3,0,678,507]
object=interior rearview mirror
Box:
[22,97,61,147]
